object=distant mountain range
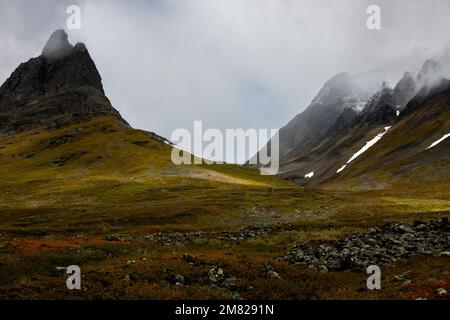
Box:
[1,30,449,193]
[253,58,450,191]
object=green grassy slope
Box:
[0,115,309,234]
[1,116,449,300]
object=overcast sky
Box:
[1,0,450,162]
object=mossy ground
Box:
[0,117,449,299]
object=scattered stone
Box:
[268,270,282,279]
[394,271,411,282]
[55,266,67,273]
[165,271,186,286]
[203,266,238,292]
[317,265,329,273]
[106,235,123,242]
[264,264,282,279]
[146,224,293,246]
[436,288,448,296]
[231,292,243,300]
[124,273,137,282]
[181,254,199,265]
[283,219,450,272]
[47,266,68,277]
[173,274,185,286]
[208,266,225,283]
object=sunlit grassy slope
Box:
[0,115,308,234]
[0,115,285,191]
[1,116,449,300]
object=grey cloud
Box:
[1,0,450,162]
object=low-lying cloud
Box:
[1,0,450,162]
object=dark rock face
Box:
[0,30,127,136]
[283,219,450,272]
[417,59,443,88]
[402,77,450,116]
[41,29,74,61]
[269,80,399,185]
[269,73,369,163]
[354,82,397,126]
[251,58,449,188]
[393,72,417,108]
[400,59,448,116]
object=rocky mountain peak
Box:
[417,59,443,88]
[0,30,126,136]
[393,72,417,108]
[324,72,352,87]
[41,29,74,60]
[419,59,441,75]
[312,73,366,107]
[1,29,104,99]
[363,81,394,114]
[379,81,392,92]
[402,71,413,79]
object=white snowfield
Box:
[427,132,450,150]
[337,126,391,174]
[337,164,347,174]
[304,171,314,179]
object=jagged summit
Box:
[41,29,74,60]
[0,30,127,136]
[417,59,444,88]
[312,73,365,105]
[418,59,442,77]
[252,56,450,186]
[323,72,352,87]
[355,81,396,126]
[41,30,89,61]
[393,71,416,108]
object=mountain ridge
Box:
[251,58,450,190]
[0,29,127,136]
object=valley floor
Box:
[0,188,449,300]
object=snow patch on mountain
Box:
[427,132,450,150]
[304,172,314,179]
[352,101,367,113]
[341,96,367,113]
[337,126,391,173]
[337,165,347,174]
